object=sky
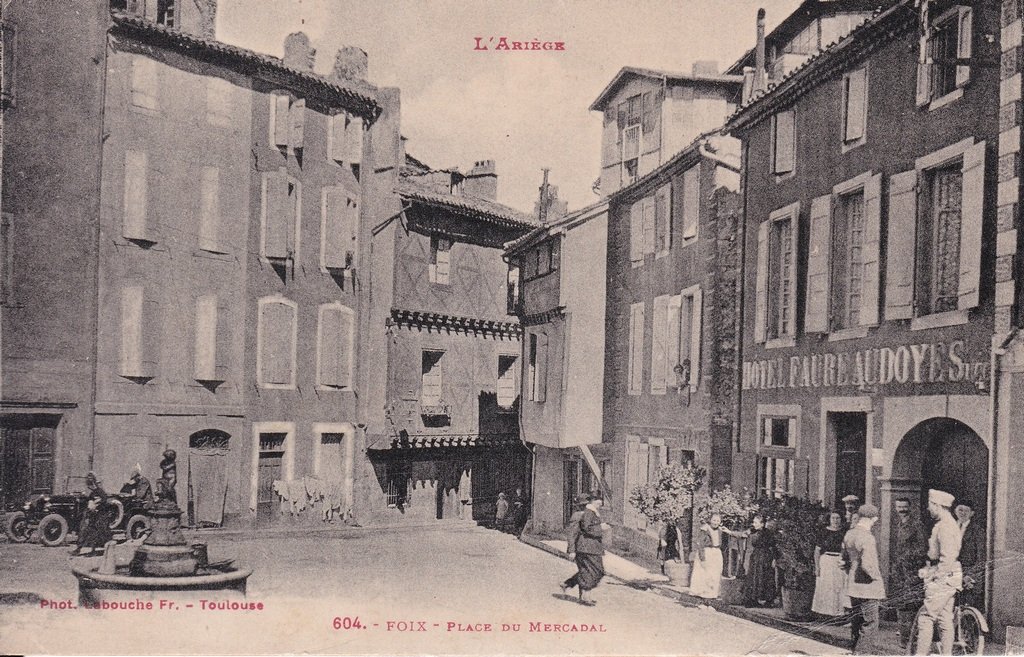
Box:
[218,0,804,214]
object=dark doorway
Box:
[832,412,867,509]
[256,433,286,522]
[1,415,58,508]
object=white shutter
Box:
[215,298,230,381]
[683,165,700,239]
[421,352,443,406]
[958,140,985,310]
[131,56,158,111]
[123,150,149,241]
[194,294,218,381]
[651,295,669,394]
[885,170,919,320]
[318,306,342,388]
[860,173,883,326]
[786,206,800,336]
[323,187,347,270]
[956,6,973,88]
[345,116,364,165]
[290,97,305,148]
[273,94,290,147]
[642,196,656,255]
[844,67,866,142]
[917,2,931,107]
[535,333,549,402]
[774,110,795,174]
[754,221,769,343]
[337,307,354,388]
[805,193,832,333]
[435,240,451,284]
[689,289,703,389]
[330,114,346,162]
[120,286,144,377]
[198,166,220,252]
[666,295,682,387]
[655,184,671,256]
[263,171,292,259]
[629,201,643,264]
[260,302,295,386]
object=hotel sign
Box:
[742,340,989,391]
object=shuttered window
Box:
[329,113,363,165]
[123,150,153,242]
[627,302,645,395]
[261,170,299,260]
[772,109,795,175]
[917,5,973,106]
[270,94,306,148]
[654,184,672,257]
[130,55,158,111]
[629,200,643,265]
[193,294,229,382]
[843,66,867,144]
[681,165,700,240]
[642,195,656,257]
[317,304,354,389]
[529,333,549,402]
[198,166,222,253]
[120,286,159,379]
[421,350,444,406]
[651,295,670,394]
[497,355,518,409]
[258,298,297,387]
[322,187,358,271]
[681,287,703,389]
[429,236,452,284]
[762,204,800,341]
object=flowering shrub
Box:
[694,485,759,530]
[628,464,706,523]
[758,495,830,591]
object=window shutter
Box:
[602,108,619,166]
[805,193,832,333]
[642,196,656,255]
[345,116,363,165]
[885,169,919,320]
[215,297,230,381]
[534,333,548,402]
[131,56,158,111]
[689,288,703,389]
[786,208,800,336]
[273,94,290,147]
[958,140,985,310]
[421,353,443,406]
[844,67,866,142]
[629,201,643,264]
[330,114,346,162]
[120,286,144,377]
[628,302,645,394]
[666,295,682,385]
[643,89,662,152]
[774,110,795,174]
[318,306,342,388]
[682,165,700,240]
[338,307,354,388]
[260,302,294,385]
[860,173,883,326]
[956,6,973,88]
[290,97,305,148]
[263,171,292,259]
[323,187,347,270]
[651,296,668,393]
[123,150,149,241]
[141,292,160,378]
[916,8,931,107]
[435,240,451,284]
[754,221,769,343]
[194,294,218,381]
[655,184,671,255]
[198,166,220,252]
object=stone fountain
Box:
[71,450,252,604]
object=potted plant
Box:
[628,463,706,584]
[758,495,830,619]
[694,486,760,603]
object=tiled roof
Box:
[726,0,912,132]
[396,177,538,231]
[504,198,608,255]
[590,66,743,111]
[610,130,739,201]
[109,12,381,121]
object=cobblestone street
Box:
[1,524,837,655]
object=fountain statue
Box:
[71,449,251,603]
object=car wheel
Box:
[107,499,125,529]
[38,513,69,547]
[5,512,30,543]
[126,514,150,540]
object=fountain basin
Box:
[71,561,253,606]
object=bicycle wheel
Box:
[957,607,986,656]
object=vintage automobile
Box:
[3,476,152,546]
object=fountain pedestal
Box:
[131,500,197,577]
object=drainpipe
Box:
[733,140,750,467]
[985,330,1015,615]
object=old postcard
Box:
[1,0,1022,654]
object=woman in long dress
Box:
[812,511,850,616]
[742,514,777,606]
[690,513,732,600]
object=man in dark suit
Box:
[954,498,985,610]
[559,492,608,605]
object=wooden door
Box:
[257,452,283,521]
[1,422,54,507]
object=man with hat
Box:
[954,497,984,610]
[841,503,886,655]
[842,494,861,527]
[916,488,962,655]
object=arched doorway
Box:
[891,417,988,519]
[188,429,231,528]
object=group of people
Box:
[71,469,153,556]
[493,488,529,535]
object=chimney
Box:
[331,46,368,82]
[742,66,755,104]
[692,60,719,76]
[369,87,402,172]
[754,8,767,93]
[283,32,316,72]
[464,160,498,201]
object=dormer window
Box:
[156,0,176,27]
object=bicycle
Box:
[906,580,988,655]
